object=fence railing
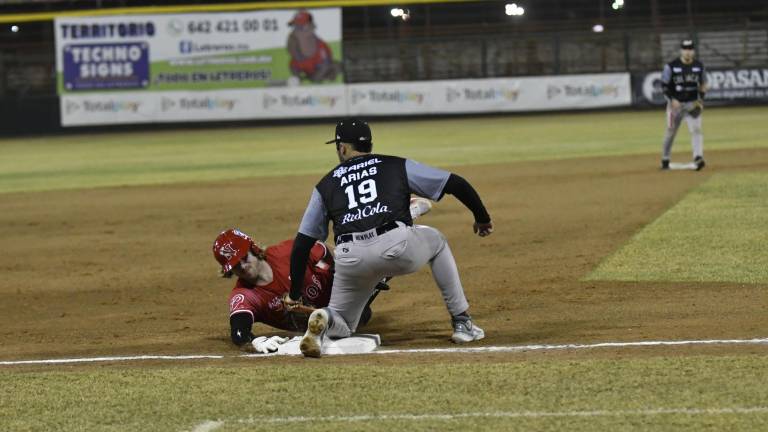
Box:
[343,26,768,83]
[4,24,765,100]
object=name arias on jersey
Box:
[334,157,382,186]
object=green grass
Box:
[2,355,767,431]
[587,172,768,284]
[0,106,766,194]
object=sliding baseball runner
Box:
[212,197,432,354]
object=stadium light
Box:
[11,25,19,33]
[505,3,525,16]
[611,0,625,10]
[390,7,411,21]
[592,24,605,32]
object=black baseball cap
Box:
[681,40,695,49]
[325,118,372,145]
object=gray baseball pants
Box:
[662,101,704,160]
[323,223,470,338]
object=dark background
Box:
[1,0,766,134]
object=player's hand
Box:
[282,292,301,311]
[473,221,494,237]
[670,99,681,110]
[250,336,289,354]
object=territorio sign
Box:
[54,9,343,95]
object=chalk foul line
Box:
[373,337,768,354]
[0,354,224,366]
[190,407,768,431]
[2,337,768,366]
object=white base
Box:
[669,162,698,170]
[276,334,381,356]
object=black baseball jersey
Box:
[316,154,412,239]
[661,58,707,102]
[298,154,451,242]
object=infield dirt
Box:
[2,146,767,364]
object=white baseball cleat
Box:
[409,197,433,220]
[300,309,329,358]
[451,319,485,344]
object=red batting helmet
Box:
[212,228,263,274]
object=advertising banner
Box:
[60,92,157,125]
[348,73,631,116]
[58,71,632,126]
[347,82,435,115]
[54,8,343,95]
[635,68,768,106]
[433,73,631,113]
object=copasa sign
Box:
[636,67,768,105]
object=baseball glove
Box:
[689,99,703,118]
[282,293,316,315]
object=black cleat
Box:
[694,156,706,171]
[661,159,670,170]
[359,305,373,327]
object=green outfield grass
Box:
[2,355,767,431]
[588,172,768,284]
[0,106,765,194]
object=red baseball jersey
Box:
[227,240,333,331]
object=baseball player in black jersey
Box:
[284,118,493,357]
[661,39,708,171]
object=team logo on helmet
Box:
[219,242,238,260]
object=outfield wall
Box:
[1,4,766,134]
[52,8,632,127]
[59,73,632,126]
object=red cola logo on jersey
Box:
[341,202,390,225]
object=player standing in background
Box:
[285,118,493,358]
[660,39,708,171]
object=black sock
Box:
[453,311,471,321]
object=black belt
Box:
[335,221,403,245]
